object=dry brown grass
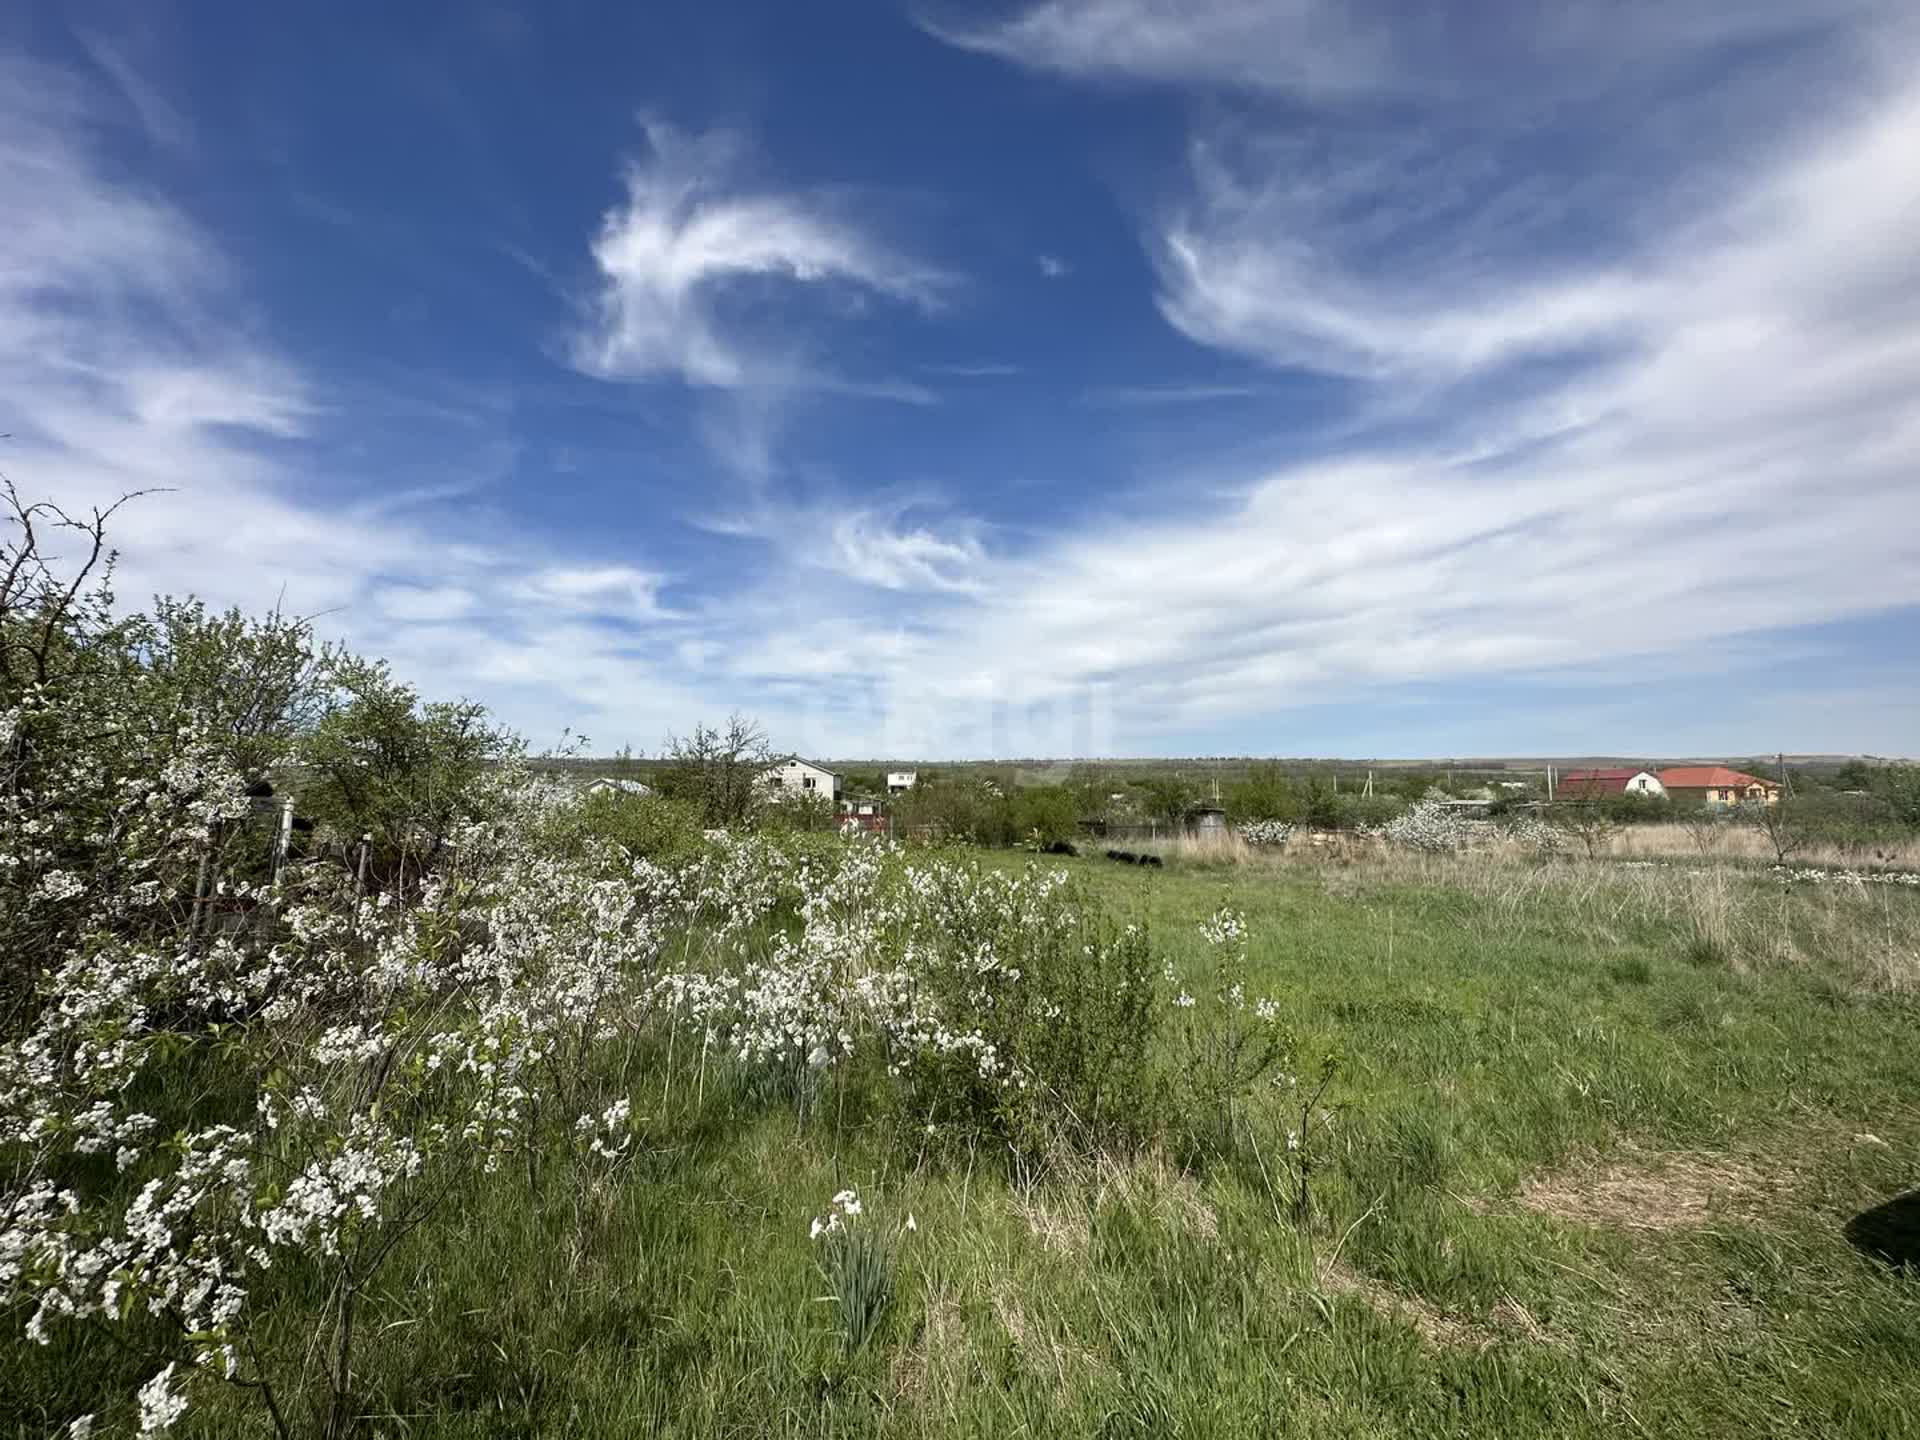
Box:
[1298,848,1920,992]
[1605,823,1920,869]
[1315,1261,1554,1351]
[1511,1143,1787,1232]
[1094,1149,1219,1240]
[889,1282,967,1406]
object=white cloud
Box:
[870,64,1920,745]
[1079,380,1268,407]
[570,122,951,390]
[373,585,479,623]
[1037,253,1070,279]
[824,509,986,594]
[704,494,987,596]
[933,0,1884,101]
[930,0,1394,99]
[717,55,1920,753]
[0,59,722,752]
[512,565,671,620]
[1152,132,1652,381]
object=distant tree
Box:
[1872,763,1920,830]
[1833,758,1873,791]
[1226,762,1300,822]
[1066,763,1108,822]
[1301,779,1342,831]
[298,656,512,882]
[759,790,836,835]
[652,712,772,829]
[1013,785,1080,848]
[1743,795,1811,866]
[899,776,1014,846]
[1754,790,1902,867]
[1390,771,1443,801]
[134,597,338,784]
[1553,798,1620,860]
[1135,774,1197,826]
[1680,807,1726,856]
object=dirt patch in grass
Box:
[1514,1145,1784,1231]
[1317,1262,1546,1350]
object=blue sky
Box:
[5,0,1917,758]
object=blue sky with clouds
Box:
[5,0,1917,758]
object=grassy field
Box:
[26,845,1913,1440]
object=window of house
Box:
[802,776,815,790]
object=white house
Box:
[886,770,917,794]
[1624,771,1666,798]
[1556,768,1666,800]
[764,758,842,804]
[584,777,651,798]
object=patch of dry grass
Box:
[1510,1143,1786,1232]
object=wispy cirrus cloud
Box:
[930,0,1885,102]
[870,5,1920,751]
[703,491,988,596]
[569,121,953,392]
[0,58,727,750]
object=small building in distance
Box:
[887,770,917,794]
[764,757,843,805]
[584,777,652,798]
[1557,768,1665,800]
[1656,766,1779,807]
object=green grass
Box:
[14,850,1920,1438]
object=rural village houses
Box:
[762,756,843,805]
[1557,768,1666,799]
[1656,766,1781,806]
[1558,766,1780,806]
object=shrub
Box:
[879,862,1163,1163]
[574,789,706,866]
[1373,798,1474,851]
[1238,819,1295,847]
[1013,784,1081,849]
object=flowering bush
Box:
[1169,906,1294,1162]
[646,839,1163,1164]
[1238,820,1295,847]
[1368,799,1477,852]
[1,755,667,1435]
[0,488,1300,1433]
[1504,814,1563,855]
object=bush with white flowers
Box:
[1238,819,1296,847]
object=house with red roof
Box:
[1556,768,1665,800]
[1656,766,1780,807]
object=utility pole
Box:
[1778,751,1793,798]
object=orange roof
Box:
[1656,766,1773,789]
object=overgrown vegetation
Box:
[5,490,1919,1438]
